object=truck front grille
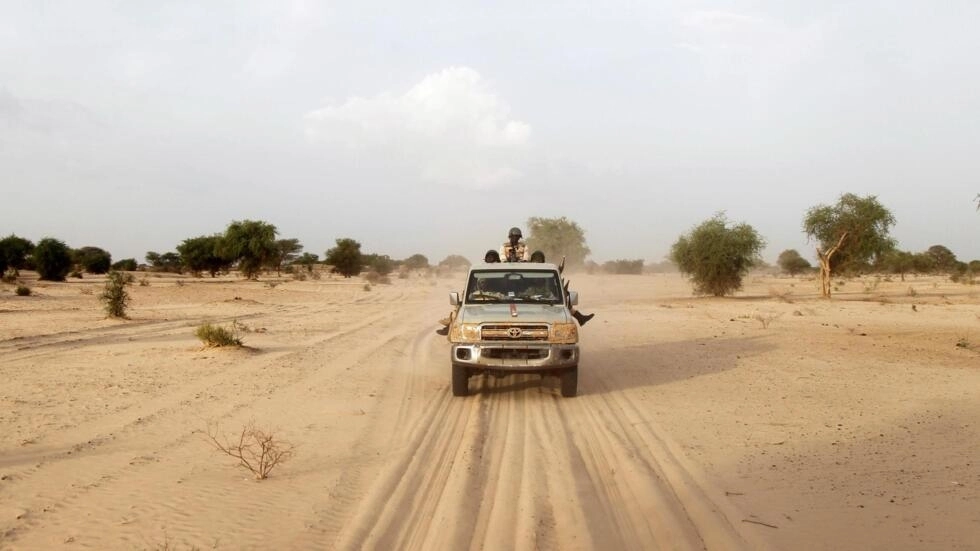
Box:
[482,348,549,360]
[480,324,549,341]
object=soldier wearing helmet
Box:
[500,227,529,262]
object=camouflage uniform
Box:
[500,241,529,262]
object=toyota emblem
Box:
[508,327,523,338]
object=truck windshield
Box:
[465,270,564,305]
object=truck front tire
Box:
[452,364,469,396]
[560,366,578,397]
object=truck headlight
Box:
[450,323,481,342]
[552,322,578,343]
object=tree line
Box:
[670,193,980,297]
[1,219,472,282]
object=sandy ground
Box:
[0,270,978,550]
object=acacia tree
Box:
[403,254,429,271]
[925,245,957,273]
[270,238,303,276]
[325,238,363,277]
[294,252,319,272]
[73,246,112,274]
[438,254,470,270]
[776,249,811,276]
[525,217,590,268]
[363,253,394,275]
[0,234,34,275]
[881,250,914,281]
[803,194,896,298]
[177,235,232,277]
[33,238,73,281]
[670,213,765,296]
[145,251,183,273]
[220,220,278,279]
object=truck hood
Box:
[458,303,572,325]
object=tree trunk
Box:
[818,254,832,298]
[816,232,848,299]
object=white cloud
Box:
[304,66,531,189]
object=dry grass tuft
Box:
[195,322,243,347]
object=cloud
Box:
[304,66,531,189]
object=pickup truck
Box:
[447,262,580,397]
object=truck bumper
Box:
[451,343,579,372]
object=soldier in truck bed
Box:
[500,227,530,262]
[528,249,594,326]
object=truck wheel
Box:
[560,366,578,397]
[452,364,469,396]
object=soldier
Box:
[500,227,529,262]
[528,250,595,326]
[438,250,501,334]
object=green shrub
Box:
[74,246,112,274]
[196,322,243,347]
[602,259,644,274]
[670,214,766,296]
[15,285,30,296]
[100,271,133,318]
[111,258,138,271]
[33,238,73,281]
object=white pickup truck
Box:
[447,262,580,397]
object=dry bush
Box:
[15,285,31,296]
[205,421,294,480]
[753,312,781,329]
[363,283,372,291]
[265,281,280,289]
[2,270,17,284]
[768,287,794,303]
[291,271,307,281]
[138,276,150,286]
[175,279,185,287]
[195,322,243,347]
[907,286,917,297]
[363,270,380,284]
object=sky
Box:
[2,1,979,265]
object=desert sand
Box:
[1,270,978,550]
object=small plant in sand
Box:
[138,276,150,287]
[955,337,972,350]
[363,283,372,291]
[15,285,31,296]
[205,421,294,480]
[907,286,917,297]
[100,271,134,318]
[753,312,780,329]
[195,322,243,347]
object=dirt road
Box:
[1,273,977,549]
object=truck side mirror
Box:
[568,291,578,306]
[449,292,460,306]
